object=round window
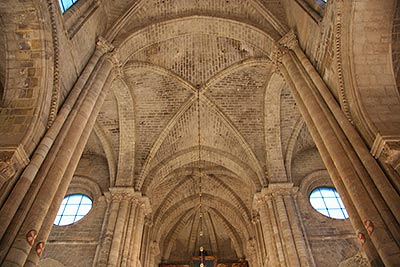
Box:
[54,194,92,226]
[309,187,348,219]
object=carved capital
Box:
[138,196,152,216]
[278,29,299,50]
[96,36,114,54]
[109,187,135,201]
[0,145,29,184]
[251,212,260,224]
[270,30,299,75]
[371,133,400,172]
[252,192,266,211]
[150,241,160,256]
[263,183,298,197]
[144,216,153,227]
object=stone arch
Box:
[343,0,400,143]
[0,0,54,155]
[144,146,261,194]
[152,170,251,225]
[128,59,269,191]
[264,72,287,182]
[155,194,250,259]
[114,16,276,65]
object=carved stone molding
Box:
[0,145,29,185]
[47,0,61,128]
[371,133,400,172]
[334,0,353,124]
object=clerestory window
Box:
[58,0,79,13]
[309,187,348,219]
[54,194,92,226]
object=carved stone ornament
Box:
[109,187,136,201]
[96,36,114,54]
[357,232,366,246]
[36,242,45,257]
[26,230,38,246]
[370,134,400,173]
[364,220,374,235]
[0,145,29,184]
[278,29,299,50]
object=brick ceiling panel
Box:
[205,64,271,172]
[145,101,261,181]
[125,68,193,177]
[96,88,120,161]
[131,35,266,86]
[111,0,282,43]
[83,130,106,159]
[148,164,251,210]
[280,85,300,157]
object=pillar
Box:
[253,183,313,267]
[94,188,150,267]
[275,30,400,266]
[0,37,117,266]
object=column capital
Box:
[251,212,260,224]
[278,29,299,51]
[257,183,298,199]
[138,195,152,216]
[0,144,29,185]
[96,36,114,54]
[270,29,299,75]
[109,187,136,201]
[371,133,400,173]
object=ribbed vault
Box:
[84,0,317,263]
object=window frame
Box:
[54,193,93,226]
[58,0,79,13]
[309,187,348,220]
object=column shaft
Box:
[280,44,400,265]
[1,53,114,266]
[275,195,300,267]
[280,66,382,266]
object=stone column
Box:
[127,197,150,267]
[253,193,281,267]
[278,57,382,267]
[251,213,266,267]
[276,30,400,266]
[0,37,113,243]
[139,217,153,267]
[0,37,116,266]
[254,183,313,267]
[94,188,150,267]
